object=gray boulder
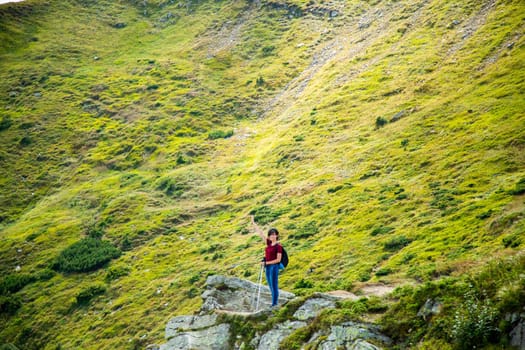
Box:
[417,299,443,320]
[510,317,525,349]
[160,323,230,350]
[155,275,392,350]
[294,297,336,321]
[390,110,406,123]
[165,314,218,339]
[312,322,392,350]
[202,275,295,313]
[257,320,308,350]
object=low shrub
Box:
[290,221,319,239]
[250,205,287,225]
[375,267,392,276]
[327,185,344,193]
[105,265,130,282]
[451,288,498,350]
[502,233,521,248]
[0,116,12,131]
[381,254,525,347]
[294,279,314,289]
[509,178,525,195]
[383,236,412,251]
[52,238,121,273]
[0,274,36,295]
[208,129,233,140]
[156,178,187,197]
[375,116,388,129]
[371,226,394,236]
[0,294,22,315]
[76,284,106,305]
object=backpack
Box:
[280,245,289,268]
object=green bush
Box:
[0,295,22,315]
[371,226,394,236]
[0,343,20,350]
[375,116,388,129]
[0,116,12,131]
[375,267,392,276]
[0,274,36,295]
[327,185,344,193]
[76,284,106,305]
[290,221,319,239]
[105,265,130,282]
[256,76,265,86]
[294,279,313,289]
[261,45,276,56]
[383,236,412,251]
[19,136,31,146]
[207,129,233,140]
[451,288,497,350]
[250,205,287,225]
[502,233,521,248]
[156,178,187,197]
[52,238,121,273]
[509,178,525,195]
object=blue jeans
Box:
[265,264,279,306]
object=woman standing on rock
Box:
[250,215,282,308]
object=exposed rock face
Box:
[156,275,391,350]
[312,322,392,350]
[417,299,443,320]
[294,296,336,321]
[160,323,230,350]
[510,317,525,350]
[256,320,308,350]
[165,314,218,339]
[201,274,295,313]
[159,275,297,350]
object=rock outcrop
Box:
[154,275,391,350]
[200,274,295,314]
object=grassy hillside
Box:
[0,0,524,348]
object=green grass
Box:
[0,0,524,348]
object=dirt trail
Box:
[325,283,397,299]
[359,284,397,297]
[261,2,409,119]
[447,0,497,56]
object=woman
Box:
[250,215,282,308]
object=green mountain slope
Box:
[0,0,524,348]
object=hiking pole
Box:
[255,259,265,311]
[252,262,263,308]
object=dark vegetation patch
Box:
[289,220,319,240]
[383,235,412,251]
[52,238,121,273]
[250,205,288,225]
[381,254,525,349]
[509,177,525,195]
[208,129,234,140]
[75,284,106,306]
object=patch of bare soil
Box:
[358,284,397,297]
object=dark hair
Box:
[267,228,279,236]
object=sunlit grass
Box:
[0,0,524,348]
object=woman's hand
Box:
[250,214,266,241]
